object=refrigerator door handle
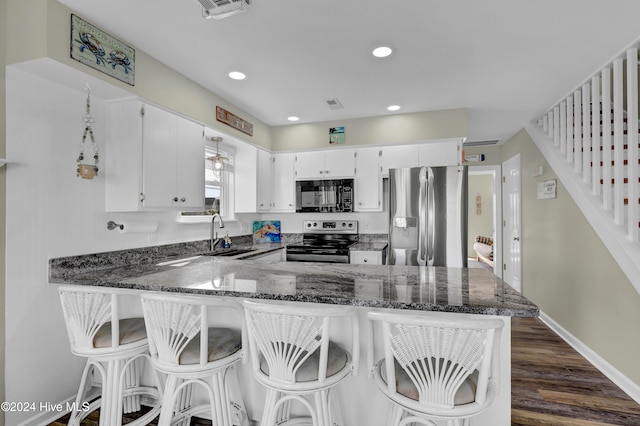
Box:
[426,167,435,266]
[417,167,427,266]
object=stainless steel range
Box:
[286,220,359,263]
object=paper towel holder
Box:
[107,221,124,231]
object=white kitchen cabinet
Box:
[350,250,384,265]
[233,142,258,213]
[256,149,272,212]
[271,153,295,212]
[418,139,463,166]
[105,99,204,211]
[295,149,355,179]
[354,147,382,212]
[380,145,420,177]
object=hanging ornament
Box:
[76,84,100,179]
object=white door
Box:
[502,154,522,292]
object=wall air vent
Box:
[463,139,499,147]
[325,98,344,110]
[197,0,251,20]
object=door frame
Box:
[469,165,502,278]
[501,154,522,292]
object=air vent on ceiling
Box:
[197,0,251,20]
[463,139,499,147]
[325,98,344,110]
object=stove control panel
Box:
[303,220,358,234]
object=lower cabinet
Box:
[350,250,385,265]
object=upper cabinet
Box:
[354,147,382,212]
[234,142,259,214]
[418,139,463,167]
[380,145,420,177]
[381,139,463,177]
[256,149,273,212]
[295,149,356,180]
[105,99,204,212]
[271,153,296,212]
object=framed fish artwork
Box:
[253,221,281,243]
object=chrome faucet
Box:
[210,213,225,251]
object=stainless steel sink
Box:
[202,248,257,257]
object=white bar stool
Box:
[367,310,504,426]
[242,299,359,426]
[58,285,162,426]
[140,292,248,426]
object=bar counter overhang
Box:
[49,250,539,425]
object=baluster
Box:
[602,67,613,211]
[567,94,574,164]
[553,106,560,146]
[560,101,567,155]
[548,110,554,140]
[574,90,582,174]
[613,57,625,225]
[626,47,639,241]
[582,84,591,184]
[591,76,601,195]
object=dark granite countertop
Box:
[49,242,538,317]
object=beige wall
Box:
[468,131,640,385]
[271,108,467,151]
[0,0,6,423]
[6,0,273,150]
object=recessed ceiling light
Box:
[228,71,246,80]
[372,46,393,58]
[287,116,300,122]
[387,105,401,111]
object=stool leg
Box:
[68,360,95,426]
[328,388,344,426]
[158,375,180,426]
[261,389,279,426]
[100,359,120,426]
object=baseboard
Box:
[16,388,100,426]
[539,311,640,404]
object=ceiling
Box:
[57,0,640,144]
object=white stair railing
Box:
[528,45,640,294]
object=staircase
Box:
[526,45,640,294]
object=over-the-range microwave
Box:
[295,179,354,213]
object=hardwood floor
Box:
[49,317,640,425]
[511,317,640,425]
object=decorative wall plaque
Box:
[329,126,345,144]
[70,14,135,86]
[216,106,253,136]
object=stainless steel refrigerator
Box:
[387,166,468,267]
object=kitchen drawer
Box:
[350,250,383,265]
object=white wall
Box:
[4,66,249,424]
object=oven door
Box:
[286,245,350,263]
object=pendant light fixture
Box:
[208,136,228,171]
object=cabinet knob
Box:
[180,197,186,202]
[363,258,368,263]
[319,170,323,174]
[289,204,293,207]
[173,197,179,202]
[325,170,330,174]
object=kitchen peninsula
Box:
[49,244,538,425]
